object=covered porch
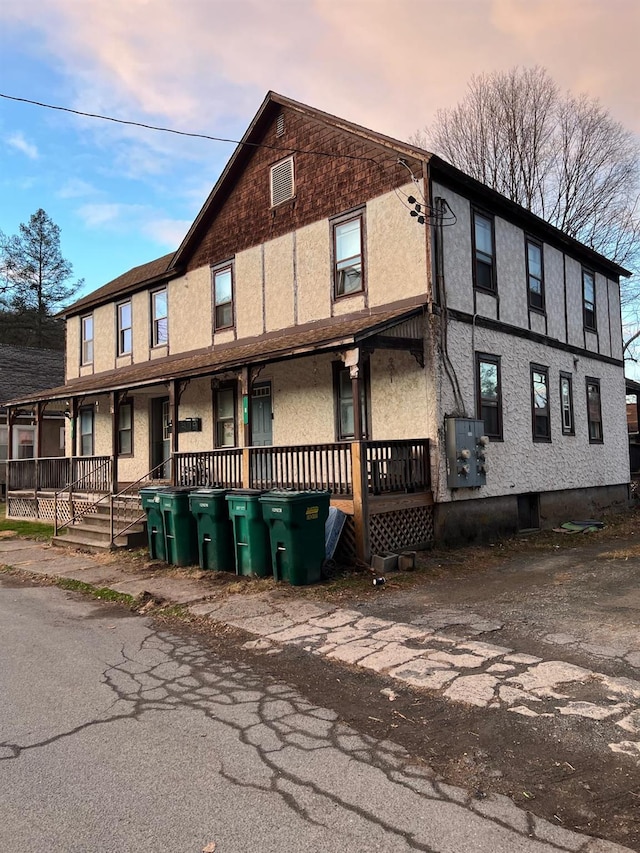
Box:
[6,437,433,560]
[5,304,436,560]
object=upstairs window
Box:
[560,373,574,435]
[627,392,639,434]
[151,289,168,347]
[531,364,551,442]
[117,301,132,356]
[472,210,496,292]
[586,378,603,442]
[270,156,294,206]
[213,264,234,330]
[476,353,503,440]
[81,314,94,365]
[333,214,364,298]
[583,269,596,331]
[526,238,544,311]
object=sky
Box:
[0,0,639,308]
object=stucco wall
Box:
[296,222,331,325]
[369,350,431,440]
[432,182,623,363]
[66,316,80,380]
[270,356,335,445]
[435,318,629,504]
[169,268,213,353]
[235,246,264,339]
[367,183,427,308]
[264,234,295,332]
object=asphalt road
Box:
[0,576,629,853]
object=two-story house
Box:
[5,92,630,558]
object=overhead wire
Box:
[0,91,384,164]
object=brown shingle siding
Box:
[186,107,424,273]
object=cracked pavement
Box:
[1,538,639,850]
[0,579,632,852]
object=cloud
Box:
[6,131,39,159]
[76,202,141,228]
[142,217,191,248]
[57,177,97,199]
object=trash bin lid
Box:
[162,486,195,494]
[226,488,265,497]
[192,488,229,496]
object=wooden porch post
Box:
[351,440,370,563]
[70,397,79,484]
[34,403,43,495]
[169,380,179,485]
[7,406,15,494]
[110,391,119,494]
[241,367,251,488]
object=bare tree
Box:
[412,67,640,359]
[0,208,83,348]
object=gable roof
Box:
[63,252,177,318]
[63,91,630,321]
[0,345,65,410]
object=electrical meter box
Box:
[445,418,489,489]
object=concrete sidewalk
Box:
[2,537,639,853]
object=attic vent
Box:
[270,156,294,206]
[276,113,285,137]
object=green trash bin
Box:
[225,489,271,577]
[259,490,330,585]
[140,486,168,562]
[189,489,234,572]
[159,487,198,567]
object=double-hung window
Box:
[559,373,575,436]
[81,314,94,365]
[531,364,551,442]
[583,269,596,331]
[475,354,503,440]
[118,402,133,456]
[117,301,132,356]
[0,426,7,462]
[214,385,236,447]
[213,264,234,330]
[333,213,364,298]
[151,289,168,347]
[472,210,496,292]
[79,407,94,456]
[586,378,603,442]
[526,238,544,311]
[333,363,369,440]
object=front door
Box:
[151,397,171,478]
[251,382,272,485]
[251,382,272,446]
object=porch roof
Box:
[6,302,426,407]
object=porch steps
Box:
[52,500,147,552]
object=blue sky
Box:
[0,0,638,311]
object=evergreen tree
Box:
[0,208,83,348]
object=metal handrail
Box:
[53,457,113,536]
[108,459,171,544]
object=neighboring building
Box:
[0,344,65,497]
[5,92,631,555]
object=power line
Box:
[0,91,382,164]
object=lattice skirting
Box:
[631,480,640,500]
[369,504,435,554]
[334,514,356,564]
[7,496,97,525]
[7,497,39,520]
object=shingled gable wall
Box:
[186,106,426,272]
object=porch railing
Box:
[365,439,431,494]
[7,455,111,493]
[249,443,353,494]
[53,456,113,536]
[174,449,243,488]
